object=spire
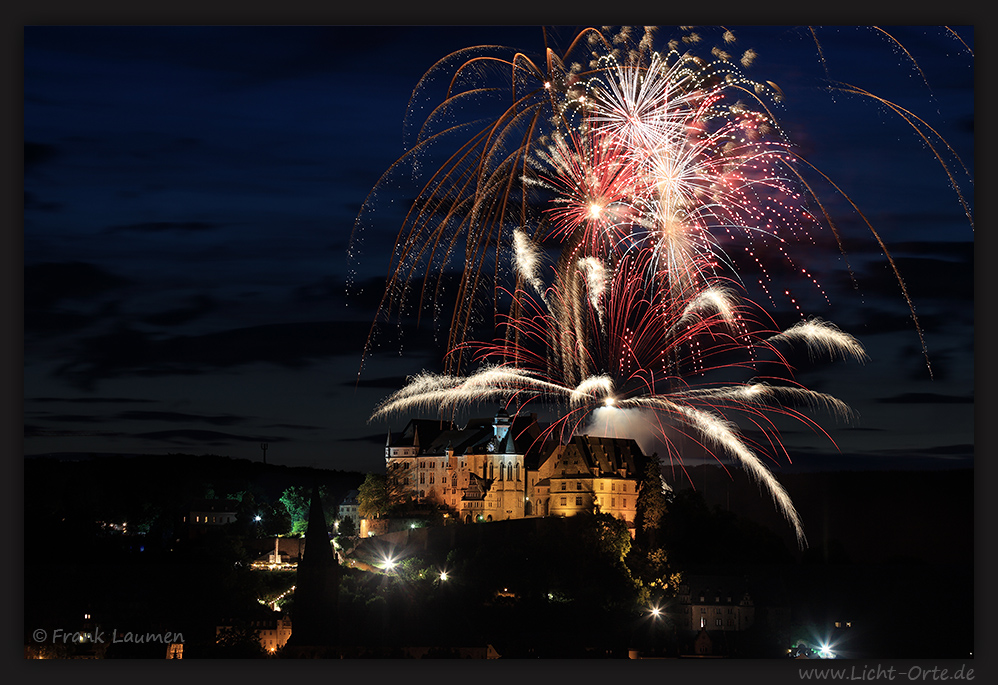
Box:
[286,483,339,651]
[302,484,333,565]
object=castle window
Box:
[600,482,604,491]
[575,496,582,506]
[611,497,615,507]
[561,482,567,491]
[420,474,425,484]
[611,482,615,491]
[622,498,626,508]
[622,483,626,492]
[560,497,566,506]
[716,618,722,627]
[576,481,582,490]
[429,474,435,484]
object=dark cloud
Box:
[24,191,63,212]
[24,141,59,173]
[140,294,217,327]
[132,429,290,445]
[106,221,222,233]
[23,424,124,439]
[115,410,247,426]
[28,413,106,423]
[28,396,157,404]
[25,262,131,309]
[265,423,325,431]
[54,320,384,389]
[855,253,974,302]
[341,432,395,445]
[876,392,974,404]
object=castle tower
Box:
[493,408,512,442]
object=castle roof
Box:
[388,418,457,450]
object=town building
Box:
[678,576,757,632]
[337,490,360,531]
[383,409,647,533]
[216,613,293,655]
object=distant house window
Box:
[429,474,435,484]
[727,618,734,626]
[560,497,566,506]
[599,482,604,491]
[420,473,425,484]
[576,482,582,490]
[575,496,582,506]
[561,482,567,491]
[452,474,457,487]
[622,483,626,492]
[716,618,722,627]
[611,497,615,507]
[622,499,627,508]
[611,482,615,491]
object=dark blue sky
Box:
[23,26,973,475]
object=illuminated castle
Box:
[384,409,646,532]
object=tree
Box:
[279,485,332,536]
[357,473,390,519]
[635,452,670,549]
[337,516,357,537]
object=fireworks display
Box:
[353,26,973,544]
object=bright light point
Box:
[604,397,615,407]
[819,643,834,658]
[588,203,602,219]
[253,515,261,522]
[651,606,661,617]
[440,571,449,581]
[410,523,416,528]
[544,81,550,89]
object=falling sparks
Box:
[353,26,972,545]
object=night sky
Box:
[23,25,973,477]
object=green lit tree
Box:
[278,485,332,536]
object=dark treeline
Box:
[22,457,973,658]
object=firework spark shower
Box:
[353,26,973,542]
